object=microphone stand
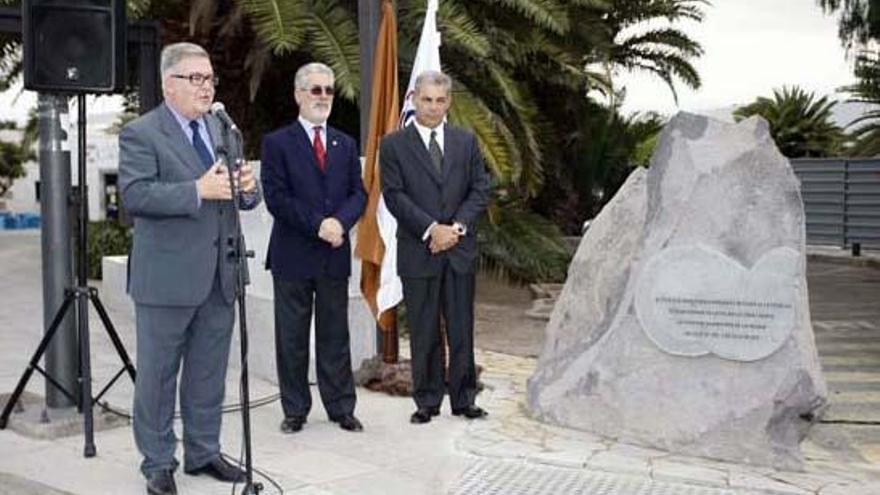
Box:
[216,120,262,495]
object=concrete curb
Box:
[807,252,880,270]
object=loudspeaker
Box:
[22,0,126,93]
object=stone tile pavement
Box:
[463,350,880,495]
[1,230,879,494]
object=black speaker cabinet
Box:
[22,0,126,93]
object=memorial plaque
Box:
[528,114,826,469]
[635,244,799,361]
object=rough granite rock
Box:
[526,113,827,470]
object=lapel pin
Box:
[332,140,338,147]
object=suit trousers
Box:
[132,273,234,475]
[273,275,356,419]
[403,262,477,411]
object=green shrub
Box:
[478,206,572,283]
[86,220,132,279]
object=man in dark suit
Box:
[380,70,492,424]
[119,42,261,495]
[261,62,367,435]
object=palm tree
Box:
[2,0,705,199]
[236,0,705,198]
[818,1,880,156]
[241,0,705,278]
[841,53,880,155]
[818,0,880,49]
[0,0,707,281]
[601,0,706,102]
[733,86,844,158]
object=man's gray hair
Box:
[295,63,335,89]
[414,70,452,93]
[160,42,210,78]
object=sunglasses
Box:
[303,85,335,96]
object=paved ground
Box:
[0,230,879,494]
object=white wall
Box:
[1,107,122,221]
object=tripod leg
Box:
[0,294,77,429]
[88,290,136,382]
[77,289,96,458]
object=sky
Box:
[617,0,857,116]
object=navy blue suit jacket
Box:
[260,122,366,281]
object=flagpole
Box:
[358,0,383,151]
[359,0,391,359]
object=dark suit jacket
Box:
[380,124,492,277]
[119,103,262,307]
[260,122,367,281]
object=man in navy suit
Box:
[261,62,367,434]
[120,42,260,495]
[380,70,492,424]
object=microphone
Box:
[210,102,239,132]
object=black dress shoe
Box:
[280,415,307,433]
[146,470,177,495]
[184,457,246,483]
[330,414,364,432]
[409,406,440,424]
[452,405,488,419]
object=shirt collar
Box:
[166,103,205,134]
[298,116,327,135]
[413,120,444,149]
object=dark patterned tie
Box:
[313,126,327,171]
[189,120,213,169]
[429,129,443,173]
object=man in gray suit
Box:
[119,42,260,495]
[380,70,492,425]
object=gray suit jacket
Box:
[119,103,261,307]
[380,124,492,277]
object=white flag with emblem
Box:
[374,0,442,314]
[399,0,442,128]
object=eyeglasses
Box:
[302,85,335,96]
[170,73,219,87]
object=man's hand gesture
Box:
[196,162,232,200]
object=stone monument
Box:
[526,113,827,469]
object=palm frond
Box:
[304,0,360,102]
[485,65,544,196]
[243,43,273,101]
[436,1,492,58]
[0,38,21,92]
[477,206,572,283]
[448,87,515,184]
[733,86,844,157]
[189,0,219,35]
[127,0,153,19]
[484,0,570,35]
[238,0,308,55]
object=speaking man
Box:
[119,42,260,495]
